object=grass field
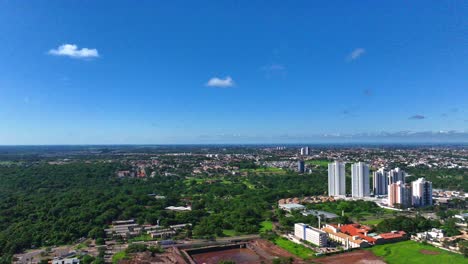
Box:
[241,167,285,174]
[305,160,329,167]
[242,180,255,189]
[368,240,466,264]
[222,229,237,237]
[259,220,273,233]
[184,177,232,186]
[128,233,155,242]
[360,218,385,225]
[273,237,315,260]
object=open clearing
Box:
[368,240,466,264]
[314,250,385,264]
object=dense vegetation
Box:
[405,167,468,192]
[0,161,327,262]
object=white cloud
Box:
[347,48,365,61]
[206,76,234,88]
[49,44,99,59]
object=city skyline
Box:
[1,1,467,145]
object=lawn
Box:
[222,229,237,237]
[368,240,466,264]
[360,218,385,225]
[128,233,155,242]
[242,180,255,189]
[305,160,329,167]
[259,220,273,233]
[273,237,315,260]
[241,167,285,174]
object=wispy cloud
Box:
[409,114,426,120]
[206,76,234,88]
[49,44,99,59]
[347,48,365,61]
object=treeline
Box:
[375,215,461,237]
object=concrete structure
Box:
[294,223,328,247]
[373,168,388,195]
[279,203,305,212]
[388,181,412,208]
[388,168,405,184]
[105,219,142,239]
[300,147,310,156]
[351,162,370,197]
[328,161,346,196]
[412,178,433,207]
[298,160,305,173]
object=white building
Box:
[415,228,445,241]
[373,168,388,195]
[388,168,405,184]
[328,161,346,196]
[351,162,370,197]
[294,223,328,247]
[279,203,305,212]
[412,178,433,207]
[300,147,310,156]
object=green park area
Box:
[259,220,273,233]
[241,167,286,174]
[368,240,466,264]
[273,237,315,260]
[305,160,329,167]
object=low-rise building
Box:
[301,210,338,220]
[415,228,445,241]
[279,203,305,212]
[165,206,192,211]
[321,224,370,249]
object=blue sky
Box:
[0,1,467,144]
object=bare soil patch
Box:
[420,249,440,255]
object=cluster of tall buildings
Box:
[327,161,433,208]
[328,161,369,198]
[388,177,433,208]
[300,146,310,156]
[373,167,405,195]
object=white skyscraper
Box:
[328,161,346,196]
[300,147,310,156]
[373,168,388,195]
[388,168,405,184]
[412,178,433,207]
[351,162,370,197]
